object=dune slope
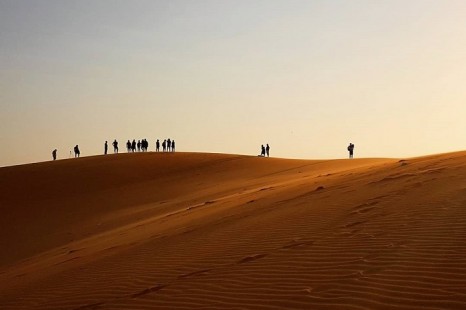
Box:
[1,151,466,309]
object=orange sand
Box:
[1,151,466,309]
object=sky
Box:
[1,0,466,166]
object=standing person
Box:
[131,139,136,152]
[113,139,119,153]
[137,140,141,152]
[104,141,108,155]
[171,140,175,152]
[126,140,131,152]
[348,143,355,159]
[167,139,172,152]
[74,145,80,158]
[52,149,57,161]
[266,144,270,157]
[260,145,265,157]
[156,139,160,152]
[141,139,146,152]
[162,140,166,152]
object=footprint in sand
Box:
[343,221,366,228]
[178,269,212,279]
[237,254,267,264]
[350,201,378,215]
[260,187,274,192]
[131,284,166,298]
[281,240,313,249]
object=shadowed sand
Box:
[1,151,466,309]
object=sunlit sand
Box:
[1,151,466,309]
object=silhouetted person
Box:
[113,139,119,153]
[137,140,141,152]
[171,140,175,152]
[104,141,108,155]
[266,144,270,157]
[348,143,355,159]
[126,140,131,152]
[74,145,80,158]
[261,145,265,157]
[145,139,149,151]
[52,149,57,161]
[162,140,167,152]
[167,139,172,152]
[156,139,160,152]
[131,139,136,152]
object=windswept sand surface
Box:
[1,151,466,309]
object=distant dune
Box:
[1,151,466,309]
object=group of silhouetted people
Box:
[51,146,79,160]
[122,139,149,153]
[155,139,175,152]
[53,141,355,161]
[104,138,175,154]
[260,144,270,157]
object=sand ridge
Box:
[1,151,466,309]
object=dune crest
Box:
[1,151,466,309]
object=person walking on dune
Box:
[266,144,270,157]
[52,149,57,161]
[74,145,80,158]
[113,139,119,153]
[104,141,108,155]
[156,139,160,152]
[348,143,355,159]
[260,145,265,157]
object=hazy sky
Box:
[1,0,466,166]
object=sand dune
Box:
[1,151,466,309]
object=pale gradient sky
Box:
[1,0,465,166]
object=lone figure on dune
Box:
[52,149,57,161]
[74,145,80,158]
[348,143,355,159]
[104,141,108,155]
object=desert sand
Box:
[1,151,466,309]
